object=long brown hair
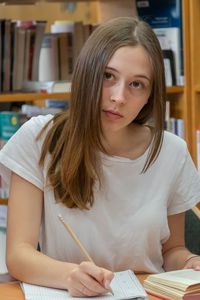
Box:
[37,17,166,209]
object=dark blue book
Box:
[136,0,183,85]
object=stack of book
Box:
[144,269,200,299]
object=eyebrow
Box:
[105,66,151,82]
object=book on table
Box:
[144,269,200,299]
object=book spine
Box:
[31,21,47,81]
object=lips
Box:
[103,109,123,120]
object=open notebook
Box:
[21,270,148,300]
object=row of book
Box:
[1,13,183,94]
[0,18,97,92]
[165,100,184,139]
[165,118,184,139]
[0,101,69,149]
[39,20,97,82]
[41,15,183,86]
[0,19,46,92]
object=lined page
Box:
[21,270,148,300]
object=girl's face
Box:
[101,45,152,133]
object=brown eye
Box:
[131,81,143,89]
[104,72,113,80]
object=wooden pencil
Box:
[57,214,114,295]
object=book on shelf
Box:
[144,269,200,299]
[153,27,181,86]
[0,204,7,232]
[165,100,170,121]
[0,111,20,148]
[23,28,33,81]
[31,20,47,81]
[45,99,69,110]
[51,20,84,76]
[2,19,11,92]
[22,80,71,93]
[21,270,148,300]
[13,26,26,91]
[21,104,63,118]
[165,117,184,139]
[51,20,74,34]
[51,21,74,80]
[73,21,85,65]
[39,33,59,81]
[58,32,73,81]
[0,111,20,202]
[163,49,176,86]
[136,0,183,86]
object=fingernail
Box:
[195,265,200,270]
[104,280,111,289]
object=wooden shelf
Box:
[166,86,184,94]
[195,86,200,93]
[0,0,97,3]
[0,92,70,102]
[0,199,8,205]
[0,86,183,103]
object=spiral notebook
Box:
[21,270,148,300]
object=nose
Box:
[110,82,126,104]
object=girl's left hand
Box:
[183,255,200,270]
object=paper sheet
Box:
[21,270,148,300]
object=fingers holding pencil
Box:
[80,261,114,293]
[67,261,114,297]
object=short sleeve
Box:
[0,114,53,191]
[167,145,200,215]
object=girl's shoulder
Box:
[18,114,54,139]
[23,114,54,130]
[163,130,186,148]
[161,130,188,160]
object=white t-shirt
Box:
[0,114,200,274]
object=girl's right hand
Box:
[67,261,114,297]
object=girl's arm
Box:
[6,172,113,297]
[162,212,200,271]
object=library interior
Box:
[0,1,200,299]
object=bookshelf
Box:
[188,0,200,167]
[0,0,198,198]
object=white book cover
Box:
[22,80,71,93]
[39,34,59,81]
[153,27,182,86]
[51,23,74,33]
[177,119,184,139]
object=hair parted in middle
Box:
[38,16,167,210]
